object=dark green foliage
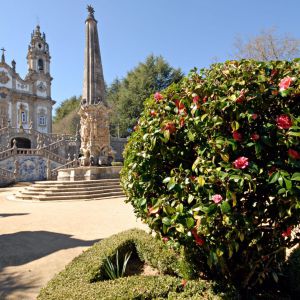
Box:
[53,95,81,122]
[285,246,300,296]
[107,55,183,137]
[121,59,300,290]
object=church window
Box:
[38,59,44,71]
[39,115,46,126]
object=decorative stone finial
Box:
[87,5,95,17]
[11,59,16,71]
[1,47,6,63]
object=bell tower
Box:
[27,25,51,75]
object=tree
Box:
[107,55,183,137]
[234,28,300,61]
[53,95,81,134]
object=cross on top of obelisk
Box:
[87,5,95,16]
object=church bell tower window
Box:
[38,59,44,71]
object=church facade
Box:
[0,25,54,138]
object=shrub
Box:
[121,59,300,290]
[38,229,224,299]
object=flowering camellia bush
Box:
[121,59,300,290]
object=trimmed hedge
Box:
[38,229,226,299]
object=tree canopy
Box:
[107,55,183,137]
[234,28,300,61]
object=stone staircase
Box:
[14,178,125,201]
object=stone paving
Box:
[0,186,147,300]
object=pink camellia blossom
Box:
[193,95,200,103]
[154,92,164,102]
[203,96,208,103]
[282,226,292,238]
[174,99,187,115]
[251,133,260,141]
[212,194,223,204]
[276,114,292,129]
[288,149,300,160]
[252,114,258,120]
[162,237,169,243]
[233,156,249,169]
[279,76,293,91]
[232,131,242,141]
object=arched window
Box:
[38,59,44,71]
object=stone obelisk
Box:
[79,5,114,166]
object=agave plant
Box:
[103,250,132,280]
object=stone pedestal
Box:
[57,166,122,181]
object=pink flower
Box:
[193,95,200,103]
[179,117,185,127]
[162,237,169,243]
[150,110,157,117]
[276,115,292,129]
[174,99,187,115]
[233,157,249,169]
[181,279,188,288]
[154,92,163,102]
[288,149,300,160]
[164,122,176,134]
[279,76,293,91]
[212,194,223,204]
[251,133,260,141]
[252,114,258,120]
[282,226,292,238]
[232,131,242,141]
[203,96,208,103]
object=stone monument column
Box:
[79,5,114,166]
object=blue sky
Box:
[1,0,300,111]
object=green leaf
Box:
[176,223,185,233]
[188,194,194,204]
[162,217,171,226]
[291,173,300,181]
[176,203,184,213]
[272,272,279,283]
[163,129,170,141]
[200,114,208,121]
[167,181,176,190]
[269,172,279,184]
[186,217,195,229]
[162,177,171,183]
[197,176,205,187]
[231,121,240,131]
[284,178,292,190]
[288,131,300,137]
[221,201,231,214]
[187,131,195,141]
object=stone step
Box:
[18,187,122,197]
[32,179,120,188]
[24,184,121,193]
[16,191,125,201]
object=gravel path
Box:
[0,187,147,300]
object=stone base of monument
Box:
[57,166,122,181]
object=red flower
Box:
[252,114,258,120]
[212,194,223,204]
[150,110,157,117]
[203,96,208,103]
[232,131,242,141]
[174,99,186,115]
[271,69,278,77]
[154,92,163,102]
[179,117,185,127]
[268,166,277,176]
[251,133,260,141]
[236,90,245,103]
[288,149,300,160]
[282,226,292,238]
[191,228,205,246]
[276,114,292,129]
[233,157,249,169]
[279,76,293,91]
[193,95,200,103]
[164,122,176,134]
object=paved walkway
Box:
[0,187,147,300]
